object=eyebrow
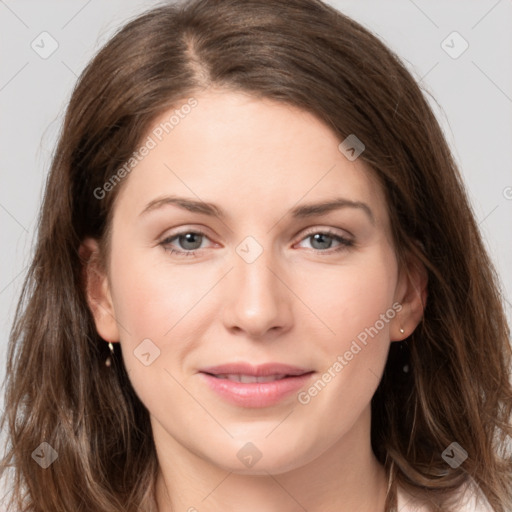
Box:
[139,195,375,224]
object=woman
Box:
[1,0,511,510]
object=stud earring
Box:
[399,328,405,334]
[105,342,114,367]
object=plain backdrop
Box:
[1,0,511,422]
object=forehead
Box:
[113,89,389,228]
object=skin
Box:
[83,88,427,512]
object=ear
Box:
[390,246,428,342]
[79,237,120,343]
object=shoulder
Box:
[396,479,493,512]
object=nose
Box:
[221,242,293,340]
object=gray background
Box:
[1,0,511,422]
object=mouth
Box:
[209,373,294,383]
[198,362,315,407]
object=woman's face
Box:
[88,89,418,475]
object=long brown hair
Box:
[1,0,511,510]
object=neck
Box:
[153,407,388,512]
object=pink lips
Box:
[199,362,314,408]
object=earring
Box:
[105,342,114,367]
[399,328,409,373]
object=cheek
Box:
[343,264,396,342]
[107,251,202,407]
[294,247,398,424]
[109,247,208,342]
[107,244,222,401]
[298,246,398,355]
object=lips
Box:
[200,362,311,378]
[214,374,288,383]
[199,362,314,408]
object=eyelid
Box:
[158,225,214,243]
[296,226,354,242]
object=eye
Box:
[296,229,354,253]
[160,230,210,257]
[160,227,354,258]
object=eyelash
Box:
[160,228,354,258]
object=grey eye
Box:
[176,232,204,251]
[308,233,335,250]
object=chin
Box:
[203,437,318,476]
